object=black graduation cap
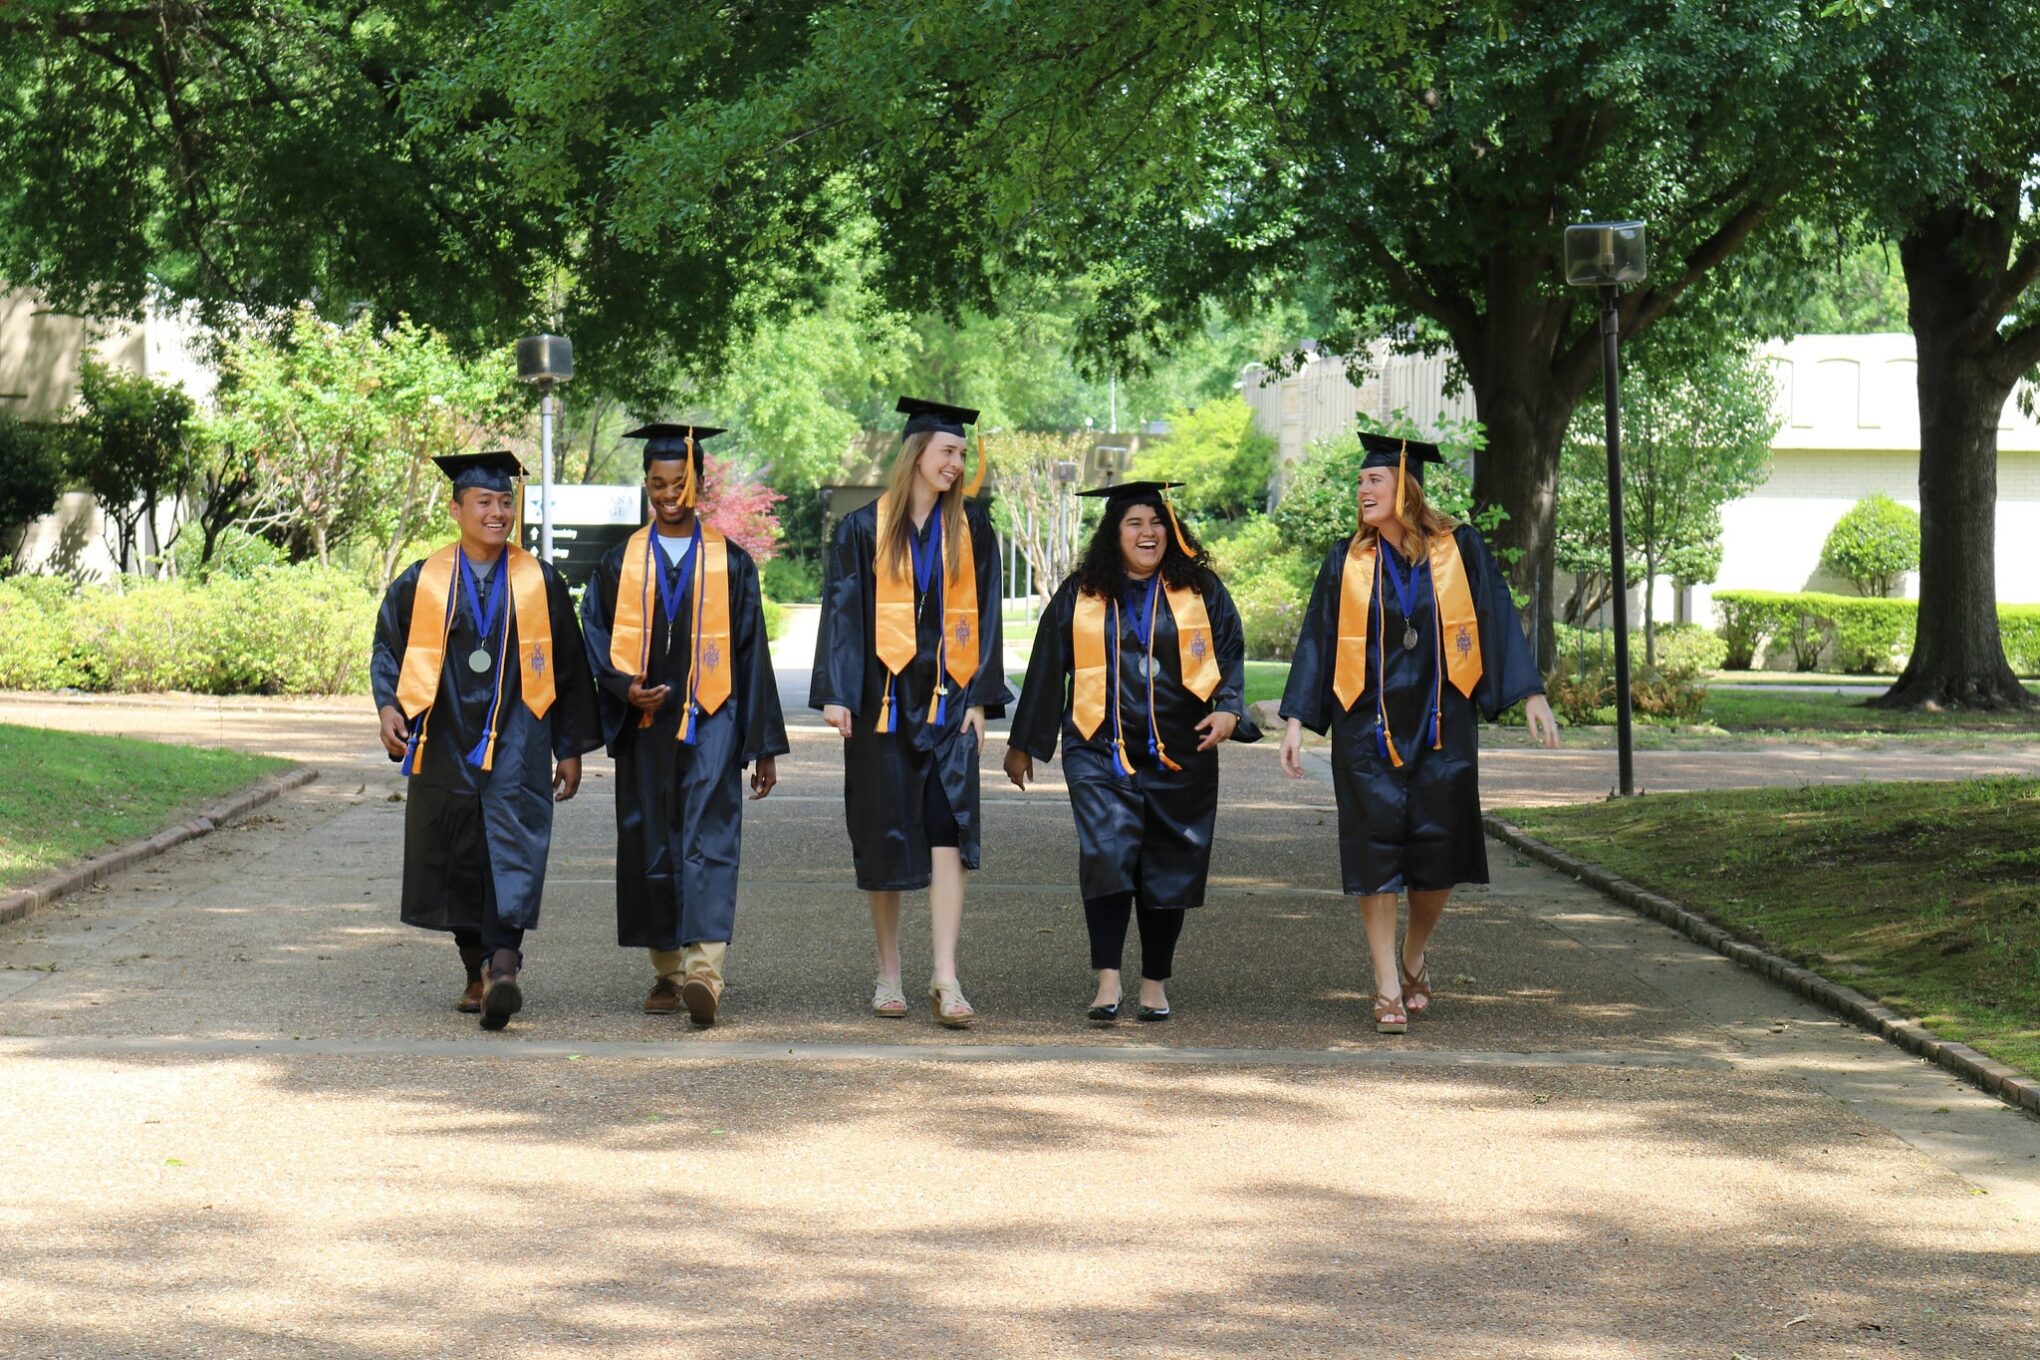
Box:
[896,396,979,440]
[1075,479,1184,502]
[434,450,527,494]
[623,422,724,468]
[1357,433,1446,484]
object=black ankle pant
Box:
[1083,892,1185,981]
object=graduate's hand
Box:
[750,755,778,801]
[1003,746,1033,791]
[627,675,671,712]
[1524,693,1562,749]
[1195,709,1240,752]
[822,703,854,738]
[1279,718,1306,780]
[964,705,987,751]
[553,755,582,802]
[377,705,411,759]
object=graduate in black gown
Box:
[580,424,789,1026]
[372,451,603,1030]
[1278,435,1560,1033]
[1004,481,1258,1023]
[810,397,1011,1028]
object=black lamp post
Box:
[1563,221,1648,796]
[515,333,574,562]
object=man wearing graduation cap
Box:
[1277,433,1560,1034]
[810,397,1011,1027]
[579,424,788,1026]
[1005,480,1258,1023]
[372,450,603,1031]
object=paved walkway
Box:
[2,698,2038,1358]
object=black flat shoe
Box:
[1136,1005,1171,1023]
[1087,997,1122,1023]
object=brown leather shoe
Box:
[644,977,682,1015]
[456,978,485,1014]
[681,976,719,1028]
[479,954,522,1032]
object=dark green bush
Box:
[1713,590,2031,676]
[1819,493,1920,597]
[761,553,821,604]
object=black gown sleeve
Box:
[808,510,867,713]
[578,548,635,750]
[1203,571,1262,743]
[1459,526,1544,720]
[1278,543,1347,736]
[543,563,606,762]
[370,563,421,714]
[1007,577,1077,762]
[965,504,1013,717]
[729,545,791,766]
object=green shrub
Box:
[0,577,79,688]
[203,566,377,694]
[1646,623,1728,681]
[172,527,287,581]
[761,596,787,642]
[1231,571,1309,661]
[1713,589,1799,669]
[1544,653,1706,726]
[760,554,820,604]
[1820,493,1920,597]
[2003,606,2040,676]
[1818,595,1916,674]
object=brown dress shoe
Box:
[644,977,683,1015]
[681,976,719,1028]
[457,978,485,1014]
[480,955,522,1032]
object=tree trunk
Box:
[1875,209,2034,709]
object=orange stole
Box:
[1070,582,1221,739]
[393,543,558,772]
[872,495,980,728]
[1331,532,1483,712]
[608,524,732,739]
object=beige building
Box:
[1,288,215,578]
[1241,333,2040,616]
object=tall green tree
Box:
[1554,340,1777,667]
[1131,396,1275,522]
[0,411,67,572]
[1845,0,2040,709]
[68,359,194,574]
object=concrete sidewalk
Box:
[2,703,2038,1358]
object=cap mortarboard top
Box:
[434,450,527,495]
[896,396,979,440]
[623,423,725,467]
[1357,433,1446,483]
[1074,480,1186,501]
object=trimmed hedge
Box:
[1714,589,2039,675]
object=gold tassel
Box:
[1160,486,1196,557]
[680,427,699,508]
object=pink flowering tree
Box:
[699,455,783,562]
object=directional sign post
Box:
[521,484,643,590]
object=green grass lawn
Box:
[1498,779,2040,1076]
[0,725,289,889]
[1701,684,2040,736]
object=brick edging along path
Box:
[1484,812,2040,1118]
[0,767,318,929]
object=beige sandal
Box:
[929,979,975,1029]
[1373,993,1408,1035]
[872,977,908,1018]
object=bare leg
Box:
[868,890,902,982]
[928,848,965,984]
[1402,889,1452,978]
[1093,967,1122,1008]
[1358,892,1403,1001]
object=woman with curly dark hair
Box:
[1005,481,1258,1023]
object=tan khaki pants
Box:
[650,942,727,998]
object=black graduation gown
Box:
[1279,525,1542,895]
[1008,570,1260,910]
[371,552,602,933]
[809,500,1012,891]
[580,531,789,950]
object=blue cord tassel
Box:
[399,728,420,777]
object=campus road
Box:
[2,697,2038,1359]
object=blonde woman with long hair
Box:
[1277,434,1560,1034]
[810,397,1011,1027]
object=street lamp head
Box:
[1563,221,1649,287]
[516,334,574,385]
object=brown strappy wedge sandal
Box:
[1399,957,1433,1015]
[1373,993,1408,1035]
